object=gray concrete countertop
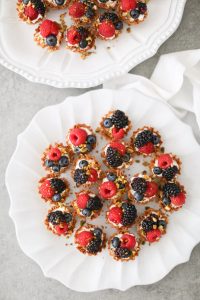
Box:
[1,0,200,299]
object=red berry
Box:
[99,181,117,199]
[144,181,158,197]
[138,142,154,154]
[24,6,38,20]
[55,223,69,235]
[66,28,82,45]
[76,230,93,247]
[40,20,59,38]
[69,128,87,146]
[112,127,125,140]
[98,21,115,38]
[171,192,186,207]
[108,207,122,224]
[39,180,54,198]
[88,169,98,182]
[121,0,136,11]
[69,2,86,18]
[48,147,61,161]
[109,142,126,155]
[146,229,161,243]
[76,193,89,209]
[121,234,136,250]
[158,154,173,169]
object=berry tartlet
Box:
[95,12,123,40]
[45,204,76,236]
[137,208,168,243]
[150,153,181,181]
[99,171,128,202]
[159,182,186,212]
[72,155,101,187]
[17,0,46,24]
[67,124,96,154]
[99,110,131,140]
[108,231,140,261]
[44,0,70,9]
[34,19,64,51]
[41,143,73,174]
[66,26,95,54]
[106,201,137,229]
[102,141,133,169]
[38,175,69,204]
[128,173,158,204]
[74,224,106,255]
[69,0,97,24]
[94,0,117,10]
[117,0,148,25]
[72,190,103,219]
[131,127,162,155]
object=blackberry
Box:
[137,2,147,13]
[134,130,153,148]
[131,177,147,194]
[115,247,131,258]
[31,0,46,15]
[141,219,153,232]
[50,178,66,193]
[106,147,123,168]
[103,12,118,23]
[121,203,137,226]
[87,196,102,211]
[48,211,63,225]
[110,110,129,129]
[87,238,102,253]
[163,182,181,197]
[162,166,178,181]
[74,169,89,185]
[77,26,88,38]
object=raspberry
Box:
[69,128,87,146]
[39,180,54,198]
[171,192,186,207]
[112,128,125,140]
[121,0,137,11]
[108,206,122,224]
[146,229,161,243]
[76,231,93,247]
[121,234,136,250]
[139,142,154,154]
[144,181,158,197]
[88,169,98,182]
[77,193,89,209]
[55,223,69,235]
[158,154,173,169]
[48,147,61,161]
[24,6,39,20]
[67,28,82,45]
[99,181,117,199]
[40,20,59,38]
[109,142,126,155]
[98,21,115,38]
[69,2,86,18]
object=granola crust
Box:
[16,1,46,24]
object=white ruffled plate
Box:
[6,89,200,292]
[0,0,186,88]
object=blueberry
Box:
[103,118,113,128]
[111,237,120,248]
[118,182,125,189]
[130,9,140,19]
[64,213,73,223]
[152,135,160,145]
[46,34,57,47]
[79,40,88,49]
[55,0,65,5]
[79,160,89,168]
[87,135,96,145]
[115,21,123,30]
[122,153,130,162]
[158,220,167,228]
[23,0,29,4]
[107,172,117,181]
[99,0,107,2]
[134,192,144,202]
[86,143,93,152]
[82,208,91,217]
[52,194,61,202]
[153,167,162,175]
[85,8,94,18]
[52,165,60,172]
[162,197,171,206]
[121,202,128,210]
[45,159,54,168]
[74,147,80,153]
[59,156,69,167]
[93,228,102,237]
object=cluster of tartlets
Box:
[38,109,186,261]
[16,0,149,57]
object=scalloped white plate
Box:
[0,0,186,88]
[5,89,200,291]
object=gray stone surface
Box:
[1,0,200,299]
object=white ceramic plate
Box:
[6,89,200,291]
[0,0,186,88]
